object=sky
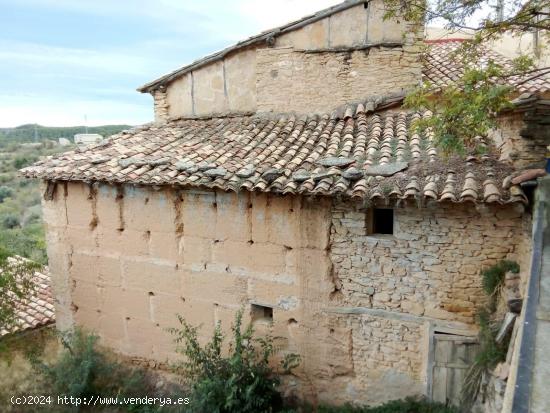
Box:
[0,0,342,127]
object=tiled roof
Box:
[1,263,55,337]
[424,40,550,94]
[21,101,526,204]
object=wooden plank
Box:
[435,339,451,363]
[432,366,448,404]
[434,333,478,343]
[447,365,466,406]
[431,334,481,407]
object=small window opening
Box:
[251,304,273,323]
[368,208,394,235]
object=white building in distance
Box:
[74,133,103,146]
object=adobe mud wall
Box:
[154,0,422,121]
[41,181,531,405]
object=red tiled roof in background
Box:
[423,40,550,94]
[1,264,55,337]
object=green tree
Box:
[383,0,550,154]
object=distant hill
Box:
[0,124,132,143]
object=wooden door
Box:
[431,333,480,406]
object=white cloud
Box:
[0,40,153,76]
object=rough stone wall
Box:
[492,113,549,169]
[41,182,532,406]
[345,315,425,405]
[153,90,170,123]
[330,201,531,325]
[256,45,422,114]
[155,0,422,120]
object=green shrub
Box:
[170,309,300,413]
[481,260,519,297]
[0,223,48,264]
[31,329,171,413]
[2,214,20,229]
[460,260,519,408]
[317,397,458,413]
[12,155,38,169]
[0,186,13,202]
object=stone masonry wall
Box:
[491,113,549,169]
[330,200,531,325]
[255,45,421,115]
[41,182,532,406]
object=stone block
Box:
[181,192,217,238]
[149,293,186,328]
[65,182,94,227]
[123,259,180,294]
[247,278,298,308]
[96,184,121,228]
[73,307,101,331]
[250,193,269,243]
[215,191,251,241]
[106,229,149,257]
[149,231,181,263]
[71,253,121,287]
[123,187,176,233]
[98,313,126,342]
[101,287,151,320]
[66,225,99,251]
[211,240,252,271]
[124,318,156,358]
[181,270,247,305]
[41,190,67,228]
[248,243,288,275]
[267,196,302,248]
[72,279,101,311]
[182,236,212,267]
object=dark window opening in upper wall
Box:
[369,208,394,235]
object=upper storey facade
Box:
[139,0,423,122]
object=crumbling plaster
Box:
[41,181,531,405]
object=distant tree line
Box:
[0,124,131,144]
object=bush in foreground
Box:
[170,309,300,413]
[29,329,181,412]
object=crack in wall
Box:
[116,186,125,232]
[88,183,99,231]
[173,190,184,256]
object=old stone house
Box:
[21,0,550,407]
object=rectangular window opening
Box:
[368,208,394,235]
[251,304,273,323]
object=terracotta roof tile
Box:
[22,103,526,205]
[1,263,55,337]
[424,41,550,94]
